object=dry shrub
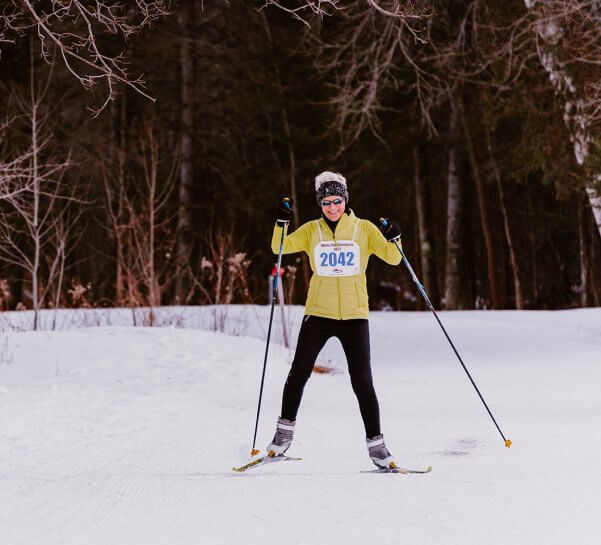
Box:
[182,228,253,332]
[192,229,253,306]
[0,279,12,310]
[67,278,92,308]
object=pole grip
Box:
[379,217,401,243]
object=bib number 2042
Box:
[320,251,355,268]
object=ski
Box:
[233,455,302,473]
[362,465,432,475]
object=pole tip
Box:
[505,439,512,448]
[251,449,260,456]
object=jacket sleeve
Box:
[271,222,310,255]
[366,220,402,265]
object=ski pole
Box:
[250,199,291,456]
[380,219,512,448]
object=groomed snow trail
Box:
[1,309,601,545]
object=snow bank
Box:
[1,309,601,544]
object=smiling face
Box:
[321,196,346,221]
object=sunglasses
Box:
[321,198,344,207]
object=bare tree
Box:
[1,0,173,115]
[100,118,179,324]
[0,49,83,329]
[0,114,34,200]
[263,0,430,27]
[260,0,341,25]
[100,97,129,305]
[443,103,469,309]
[310,1,435,151]
[130,125,174,323]
[48,198,85,328]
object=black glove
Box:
[379,218,401,241]
[276,198,293,225]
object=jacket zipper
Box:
[323,216,344,319]
[333,221,342,319]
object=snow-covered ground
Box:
[1,307,601,544]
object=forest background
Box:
[1,0,601,328]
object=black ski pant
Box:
[280,315,381,438]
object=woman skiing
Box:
[266,171,403,469]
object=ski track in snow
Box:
[1,308,601,544]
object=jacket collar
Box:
[319,209,356,237]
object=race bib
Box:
[314,240,361,276]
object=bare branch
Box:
[1,1,173,115]
[259,0,341,26]
[365,0,434,20]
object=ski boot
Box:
[266,417,295,457]
[366,434,397,469]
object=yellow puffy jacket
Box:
[271,210,401,320]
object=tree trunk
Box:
[114,95,127,305]
[176,3,194,303]
[51,240,66,330]
[585,187,601,240]
[486,129,524,309]
[527,189,538,304]
[577,192,590,307]
[587,198,601,306]
[462,110,501,309]
[147,125,158,316]
[413,145,439,309]
[30,45,40,330]
[444,104,469,310]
